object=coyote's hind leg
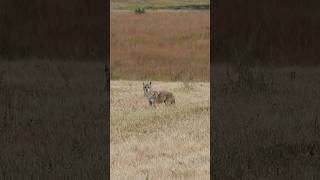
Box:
[164,98,174,106]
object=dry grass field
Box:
[110,80,210,179]
[110,11,210,81]
[110,6,210,179]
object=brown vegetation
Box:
[110,11,210,81]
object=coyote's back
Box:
[156,91,175,104]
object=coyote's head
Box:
[143,81,152,96]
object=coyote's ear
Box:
[149,81,152,85]
[143,82,145,85]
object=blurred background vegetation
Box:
[0,0,107,60]
[214,0,320,66]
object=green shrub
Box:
[134,7,145,14]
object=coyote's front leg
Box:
[149,99,156,107]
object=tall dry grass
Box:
[111,80,210,179]
[110,11,210,81]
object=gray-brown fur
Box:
[143,81,175,107]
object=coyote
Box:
[143,81,175,107]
